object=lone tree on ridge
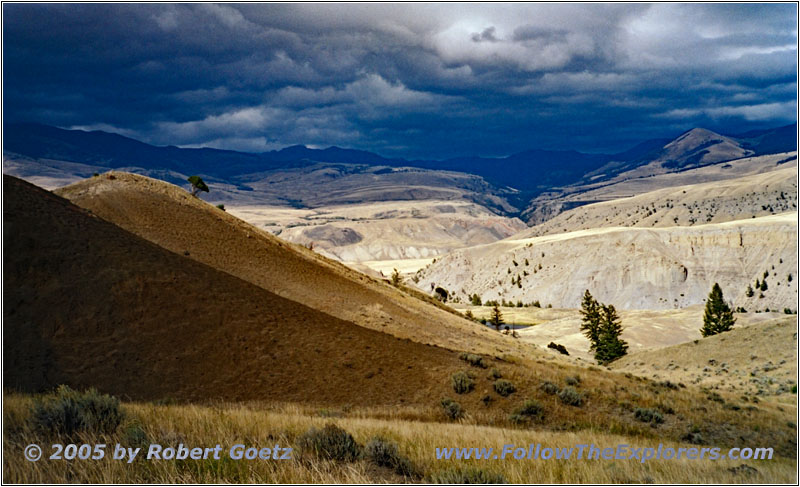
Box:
[188,175,209,197]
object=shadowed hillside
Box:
[54,172,518,356]
[3,175,464,405]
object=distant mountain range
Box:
[5,122,795,194]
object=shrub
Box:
[364,437,417,477]
[440,398,464,420]
[459,353,488,369]
[510,400,545,424]
[565,375,581,386]
[122,423,149,449]
[558,386,584,407]
[30,385,123,438]
[451,372,475,394]
[547,342,569,355]
[540,381,560,395]
[216,203,226,211]
[297,424,361,462]
[428,467,506,484]
[634,407,664,424]
[493,379,516,397]
[488,368,502,380]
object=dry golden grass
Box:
[613,316,798,399]
[4,394,795,483]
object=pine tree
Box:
[760,279,768,291]
[490,303,504,332]
[701,283,736,337]
[594,304,628,364]
[745,284,754,297]
[579,290,602,350]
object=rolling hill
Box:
[611,316,797,399]
[524,162,797,237]
[3,175,465,405]
[53,172,519,356]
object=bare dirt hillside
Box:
[415,213,797,310]
[54,172,518,356]
[525,166,797,236]
[3,175,466,405]
[228,199,526,263]
[612,317,797,399]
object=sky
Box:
[3,3,797,159]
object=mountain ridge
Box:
[5,122,795,193]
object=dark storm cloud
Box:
[3,3,797,158]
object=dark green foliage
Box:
[493,379,516,397]
[440,398,464,420]
[469,294,482,306]
[788,274,793,282]
[760,279,768,291]
[745,284,754,297]
[451,372,475,394]
[29,385,123,439]
[540,382,560,395]
[634,407,664,424]
[298,424,361,462]
[216,203,226,211]
[558,386,584,407]
[564,375,581,386]
[364,437,418,477]
[459,353,488,368]
[510,400,545,424]
[123,423,149,449]
[489,303,504,331]
[547,342,569,355]
[594,304,628,364]
[579,290,601,350]
[488,368,502,380]
[701,283,736,337]
[187,175,209,195]
[428,467,506,484]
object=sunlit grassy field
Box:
[4,393,795,483]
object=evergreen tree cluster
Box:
[701,283,736,337]
[579,290,628,364]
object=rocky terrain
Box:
[229,199,526,265]
[414,213,797,311]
